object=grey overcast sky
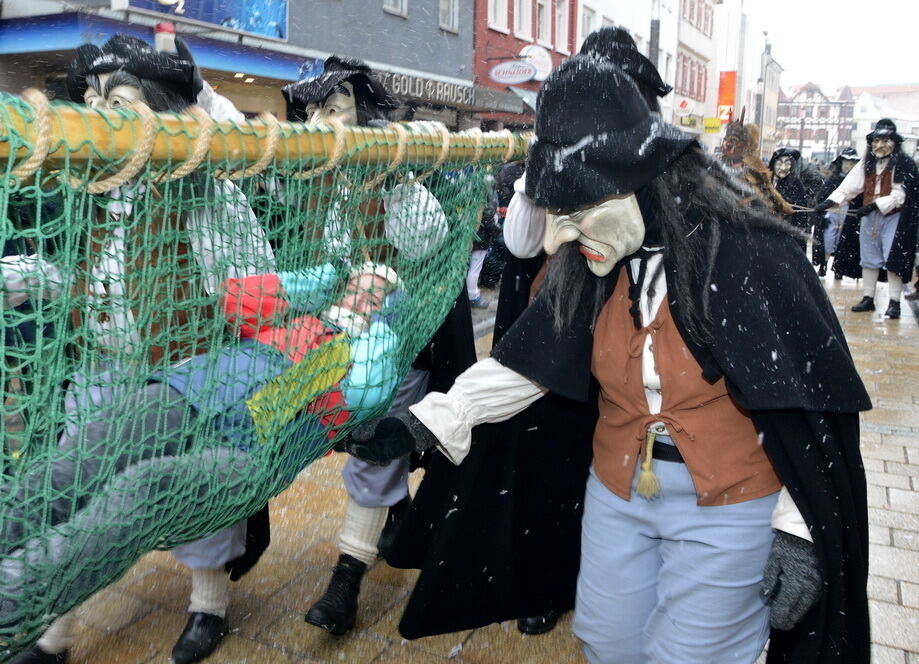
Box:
[741,0,917,91]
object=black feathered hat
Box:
[579,27,672,98]
[66,34,198,106]
[768,147,801,171]
[832,147,859,164]
[525,55,695,210]
[866,118,903,143]
[282,55,398,124]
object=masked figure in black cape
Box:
[816,147,860,280]
[768,148,814,254]
[814,118,919,319]
[343,54,871,664]
[377,27,679,639]
[282,56,477,636]
[6,35,280,664]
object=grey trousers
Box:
[342,367,430,508]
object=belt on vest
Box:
[650,434,684,463]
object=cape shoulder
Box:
[702,225,871,413]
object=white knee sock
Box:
[188,567,230,618]
[862,268,879,298]
[888,273,904,300]
[338,499,388,566]
[36,611,76,654]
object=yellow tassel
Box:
[636,430,661,499]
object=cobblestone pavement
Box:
[55,275,918,663]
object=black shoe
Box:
[851,296,875,312]
[377,495,412,560]
[818,264,827,277]
[885,301,901,319]
[171,612,227,664]
[8,646,68,664]
[834,273,843,281]
[304,554,367,635]
[905,289,919,301]
[516,611,561,635]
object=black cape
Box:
[491,226,871,663]
[884,152,919,282]
[386,254,596,638]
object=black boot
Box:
[851,296,875,312]
[8,646,67,664]
[171,612,227,664]
[818,264,827,277]
[377,495,412,560]
[885,300,901,319]
[516,610,561,635]
[304,554,367,635]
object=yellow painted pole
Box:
[0,92,529,175]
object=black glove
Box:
[340,410,438,465]
[812,199,835,213]
[853,202,879,218]
[760,530,824,631]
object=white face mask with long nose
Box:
[306,81,359,128]
[544,194,646,276]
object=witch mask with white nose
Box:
[306,81,358,127]
[871,137,895,159]
[773,156,794,179]
[544,194,646,276]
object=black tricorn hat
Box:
[832,146,859,164]
[579,27,672,98]
[525,55,695,210]
[866,118,903,143]
[768,147,801,170]
[282,55,397,120]
[66,34,198,105]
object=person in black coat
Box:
[769,148,811,253]
[816,148,860,279]
[344,54,870,664]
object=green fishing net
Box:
[0,92,522,654]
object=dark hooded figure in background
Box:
[815,118,919,319]
[768,148,811,253]
[343,55,871,664]
[816,147,861,279]
[374,27,678,640]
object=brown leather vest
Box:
[590,269,781,506]
[863,161,895,207]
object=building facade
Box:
[473,0,577,128]
[674,0,718,150]
[0,0,516,128]
[714,0,782,158]
[775,83,856,162]
[573,0,679,122]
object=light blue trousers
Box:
[859,209,900,269]
[574,453,779,664]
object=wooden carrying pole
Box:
[0,90,529,178]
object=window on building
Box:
[439,0,459,31]
[555,0,569,51]
[581,6,596,44]
[537,0,550,42]
[489,0,508,30]
[665,53,673,86]
[383,0,407,16]
[704,5,712,35]
[688,0,696,23]
[515,0,533,38]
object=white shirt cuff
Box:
[771,487,812,542]
[409,358,546,465]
